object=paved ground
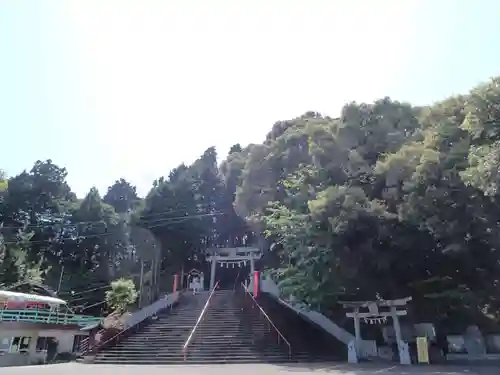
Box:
[3,363,500,375]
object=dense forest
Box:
[2,77,500,331]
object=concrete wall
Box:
[0,326,88,367]
[124,291,180,328]
[257,276,379,359]
[258,276,355,343]
[38,328,88,353]
[0,353,31,367]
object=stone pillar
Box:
[353,308,361,355]
[250,258,255,284]
[347,340,359,363]
[88,330,96,352]
[391,306,411,364]
[28,334,38,364]
[210,258,217,290]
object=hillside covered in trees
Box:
[2,77,500,331]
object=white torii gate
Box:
[339,297,412,365]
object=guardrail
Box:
[182,281,219,360]
[0,309,100,326]
[241,282,291,359]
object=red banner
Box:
[253,271,260,298]
[1,301,49,310]
[173,274,179,293]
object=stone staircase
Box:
[185,289,294,363]
[93,291,210,364]
[91,288,342,364]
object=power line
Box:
[60,268,151,297]
[66,268,172,306]
[0,204,218,231]
[0,211,226,245]
[0,212,224,235]
[60,284,110,297]
[79,300,106,311]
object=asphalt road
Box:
[3,363,500,375]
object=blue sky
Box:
[1,0,500,198]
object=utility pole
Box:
[156,251,161,297]
[138,260,144,308]
[57,265,64,294]
[150,256,156,303]
[180,264,185,290]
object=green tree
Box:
[105,278,138,312]
[3,75,500,331]
[103,178,141,214]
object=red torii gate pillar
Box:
[253,271,260,297]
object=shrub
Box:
[105,278,138,313]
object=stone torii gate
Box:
[205,247,262,289]
[339,297,412,365]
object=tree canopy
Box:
[2,77,500,331]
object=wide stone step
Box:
[114,341,186,346]
[122,334,189,339]
[125,336,187,341]
[101,349,285,356]
[108,347,288,356]
[181,326,255,331]
[145,320,199,324]
[97,351,338,358]
[116,337,270,345]
[97,349,322,357]
[143,322,246,328]
[93,355,328,365]
[122,336,187,342]
[95,356,290,363]
[112,338,184,344]
[98,348,286,357]
[96,353,290,360]
[139,326,195,331]
[139,326,194,331]
[105,336,285,346]
[108,340,281,350]
[110,342,276,349]
[123,329,273,339]
[188,331,269,336]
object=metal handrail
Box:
[182,281,219,360]
[241,282,291,358]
